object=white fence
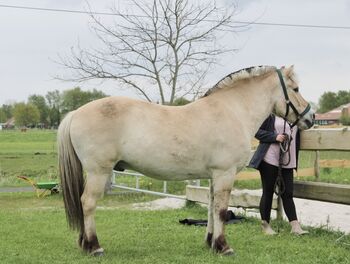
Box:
[111,170,189,200]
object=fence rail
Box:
[111,170,186,200]
[300,127,350,150]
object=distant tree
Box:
[1,104,13,119]
[172,97,191,106]
[61,87,107,114]
[340,115,350,126]
[318,92,337,113]
[336,90,350,106]
[87,89,107,102]
[28,94,49,126]
[0,108,6,123]
[13,103,40,127]
[46,90,62,127]
[340,106,350,125]
[318,90,350,113]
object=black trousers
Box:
[258,161,297,223]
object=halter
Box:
[276,69,311,128]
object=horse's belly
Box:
[121,159,210,181]
[130,166,210,181]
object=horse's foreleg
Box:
[211,170,235,255]
[205,180,214,247]
[79,169,110,256]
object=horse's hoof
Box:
[221,247,234,256]
[91,248,104,257]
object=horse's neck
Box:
[246,83,278,136]
[215,74,280,138]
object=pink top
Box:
[263,116,297,169]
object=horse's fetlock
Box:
[81,234,101,253]
[214,234,230,253]
[206,232,213,247]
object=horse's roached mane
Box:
[203,65,277,97]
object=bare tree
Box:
[59,0,237,104]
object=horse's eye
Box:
[293,87,299,93]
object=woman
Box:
[249,114,308,235]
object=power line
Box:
[1,3,350,30]
[0,4,114,16]
[231,21,350,30]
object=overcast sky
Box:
[1,0,350,105]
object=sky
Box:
[0,0,350,105]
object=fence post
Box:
[314,151,320,181]
[111,171,116,185]
[105,171,113,193]
[163,181,167,193]
[136,176,139,189]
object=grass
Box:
[0,192,349,264]
[0,130,58,186]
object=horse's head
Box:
[273,66,314,130]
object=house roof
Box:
[315,103,350,121]
[5,117,15,126]
[315,112,340,121]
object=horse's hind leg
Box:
[79,167,111,256]
[211,169,235,255]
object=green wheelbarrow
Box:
[17,176,59,197]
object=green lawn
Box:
[0,130,57,186]
[0,192,349,264]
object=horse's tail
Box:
[58,111,85,234]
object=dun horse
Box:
[58,66,314,256]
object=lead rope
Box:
[274,121,292,196]
[274,119,293,232]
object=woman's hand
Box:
[276,134,286,143]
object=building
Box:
[315,102,350,125]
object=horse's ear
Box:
[285,65,294,76]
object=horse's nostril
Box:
[305,119,313,128]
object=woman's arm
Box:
[255,129,279,143]
[254,115,279,143]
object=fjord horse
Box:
[58,66,314,256]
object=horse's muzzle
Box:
[304,118,314,129]
[304,112,315,129]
